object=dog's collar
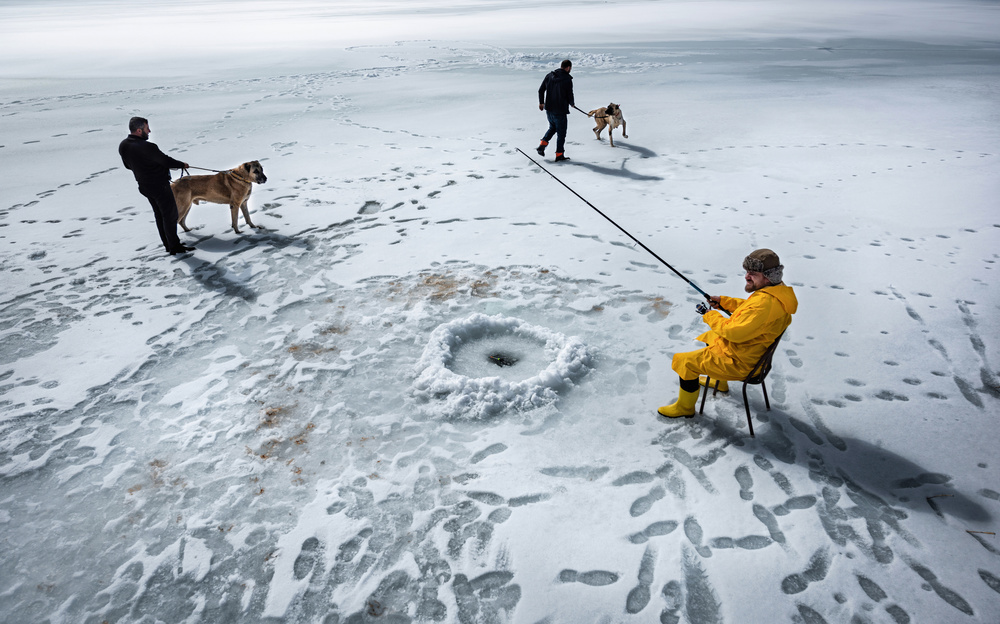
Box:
[225,169,255,185]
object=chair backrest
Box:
[744,331,785,385]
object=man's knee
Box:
[671,350,705,381]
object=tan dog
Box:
[172,161,268,234]
[588,103,628,147]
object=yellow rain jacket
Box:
[672,283,798,381]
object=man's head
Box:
[742,248,784,292]
[561,59,572,72]
[128,116,150,139]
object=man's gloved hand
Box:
[695,302,709,315]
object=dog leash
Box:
[571,104,613,119]
[181,166,254,185]
[179,166,218,178]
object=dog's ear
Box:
[244,163,252,172]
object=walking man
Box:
[118,117,193,255]
[658,249,798,419]
[537,59,575,162]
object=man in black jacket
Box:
[537,59,574,162]
[119,117,193,255]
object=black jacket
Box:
[538,68,574,115]
[118,134,186,187]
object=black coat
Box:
[118,134,186,188]
[538,68,574,115]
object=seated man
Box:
[658,248,798,418]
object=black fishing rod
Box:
[516,147,724,309]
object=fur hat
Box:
[743,248,784,285]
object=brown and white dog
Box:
[171,161,267,234]
[588,103,628,147]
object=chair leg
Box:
[742,382,755,437]
[762,380,771,411]
[699,377,709,414]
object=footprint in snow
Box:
[785,349,803,368]
[780,547,831,594]
[771,495,817,516]
[856,572,915,622]
[735,465,754,501]
[293,537,323,580]
[469,443,506,464]
[628,520,678,544]
[752,503,786,544]
[539,466,609,480]
[625,546,656,614]
[683,516,711,558]
[630,485,665,517]
[612,471,655,487]
[557,569,619,586]
[908,560,974,616]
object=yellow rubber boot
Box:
[699,376,728,393]
[657,387,701,419]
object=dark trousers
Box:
[541,111,568,154]
[139,183,182,252]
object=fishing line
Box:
[516,147,725,310]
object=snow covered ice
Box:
[1,1,999,622]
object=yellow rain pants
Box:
[671,283,798,381]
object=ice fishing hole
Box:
[450,333,549,382]
[488,352,518,367]
[413,313,593,419]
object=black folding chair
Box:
[699,331,785,437]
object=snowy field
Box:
[2,1,1000,622]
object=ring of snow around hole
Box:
[412,313,593,419]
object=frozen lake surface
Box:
[1,1,999,622]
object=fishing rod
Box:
[516,147,726,312]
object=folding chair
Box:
[699,331,785,437]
